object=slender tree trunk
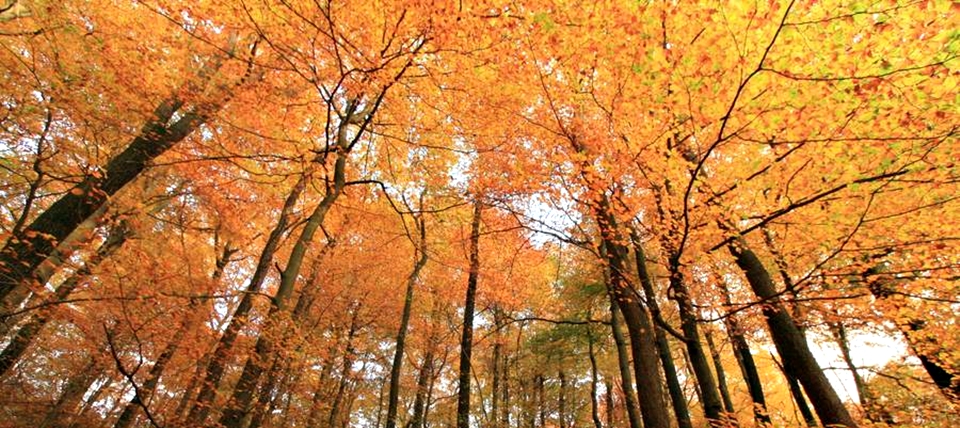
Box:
[492,338,502,428]
[559,370,567,428]
[113,245,235,428]
[456,199,482,428]
[730,241,857,427]
[830,322,890,423]
[588,334,604,428]
[247,246,332,428]
[771,352,817,427]
[0,223,128,378]
[219,158,344,427]
[631,235,692,428]
[682,348,704,407]
[502,350,511,428]
[705,329,737,423]
[386,216,428,428]
[187,171,308,425]
[537,374,546,428]
[718,281,771,426]
[328,308,361,428]
[73,375,114,427]
[408,303,439,428]
[666,254,725,425]
[607,295,642,428]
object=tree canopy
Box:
[0,1,957,428]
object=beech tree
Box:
[1,1,956,428]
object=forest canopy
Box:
[0,1,957,428]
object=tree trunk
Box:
[666,255,725,425]
[386,216,428,428]
[596,202,671,428]
[607,295,642,428]
[718,281,770,426]
[865,268,960,408]
[830,322,893,423]
[605,379,614,428]
[328,309,361,428]
[113,245,235,428]
[218,150,345,427]
[771,352,817,427]
[0,54,240,305]
[730,241,857,427]
[705,329,737,422]
[588,334,604,428]
[456,199,482,428]
[537,374,546,428]
[186,171,308,425]
[408,299,440,428]
[0,223,128,378]
[631,236,692,428]
[0,205,106,337]
[248,246,332,428]
[559,370,567,428]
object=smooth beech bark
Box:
[631,235,693,428]
[186,171,308,424]
[730,240,857,427]
[0,40,247,306]
[385,214,428,428]
[719,281,771,425]
[456,199,482,428]
[607,292,642,428]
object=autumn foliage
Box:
[0,1,957,428]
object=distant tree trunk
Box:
[113,245,236,428]
[328,307,361,428]
[492,336,503,428]
[248,247,333,428]
[558,370,567,428]
[705,329,737,421]
[386,215,428,428]
[41,357,102,428]
[456,199,482,428]
[631,234,692,428]
[829,322,893,423]
[718,282,770,426]
[502,349,512,428]
[588,334,604,428]
[537,374,546,428]
[220,140,348,428]
[730,240,857,427]
[74,375,114,427]
[607,295,642,428]
[186,171,308,425]
[408,346,436,428]
[408,300,440,428]
[0,222,129,378]
[665,252,725,425]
